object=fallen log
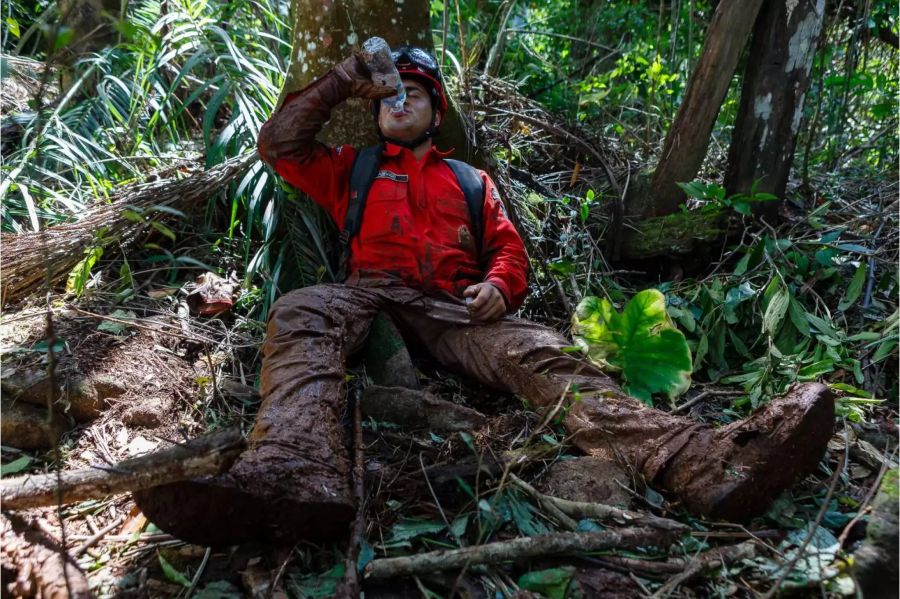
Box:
[618,209,733,260]
[1,512,91,599]
[0,428,244,510]
[364,527,681,579]
[1,152,256,305]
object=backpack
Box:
[337,145,486,281]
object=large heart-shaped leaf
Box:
[573,289,692,404]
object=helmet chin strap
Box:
[377,107,439,150]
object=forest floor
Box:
[0,276,896,598]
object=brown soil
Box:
[1,306,211,455]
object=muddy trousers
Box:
[135,282,831,542]
[256,282,699,503]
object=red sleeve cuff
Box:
[485,277,512,310]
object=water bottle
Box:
[361,37,406,113]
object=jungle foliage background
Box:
[0,0,898,596]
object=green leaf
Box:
[573,289,692,404]
[97,309,136,335]
[450,514,469,539]
[6,17,20,38]
[517,567,576,599]
[724,282,755,324]
[66,247,104,296]
[356,539,374,572]
[788,298,811,337]
[508,494,549,536]
[385,519,445,544]
[1,456,33,476]
[150,221,177,242]
[50,26,74,52]
[580,200,590,224]
[872,337,897,363]
[763,280,790,337]
[158,552,191,587]
[798,359,834,379]
[838,263,867,311]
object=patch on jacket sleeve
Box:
[375,170,409,183]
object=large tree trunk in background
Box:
[285,0,473,158]
[647,0,765,217]
[58,0,121,58]
[724,0,825,212]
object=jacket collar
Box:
[382,142,454,160]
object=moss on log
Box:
[619,209,733,260]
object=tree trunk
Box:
[58,0,121,58]
[284,0,472,157]
[648,0,765,217]
[724,0,826,209]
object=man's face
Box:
[377,78,441,144]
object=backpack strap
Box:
[338,145,383,281]
[444,159,486,262]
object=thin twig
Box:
[760,453,847,599]
[337,384,367,598]
[651,542,756,598]
[837,446,896,546]
[508,475,579,531]
[186,547,211,598]
[671,390,711,415]
[72,515,125,557]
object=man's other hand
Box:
[463,283,507,323]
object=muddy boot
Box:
[653,383,835,521]
[133,384,356,546]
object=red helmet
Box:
[391,46,448,114]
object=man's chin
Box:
[380,129,426,145]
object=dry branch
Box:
[650,542,756,598]
[336,385,367,599]
[1,152,256,304]
[364,527,680,579]
[1,428,244,510]
[509,474,688,532]
[592,541,756,582]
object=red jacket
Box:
[268,142,530,310]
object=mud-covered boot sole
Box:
[664,383,835,522]
[133,474,355,546]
